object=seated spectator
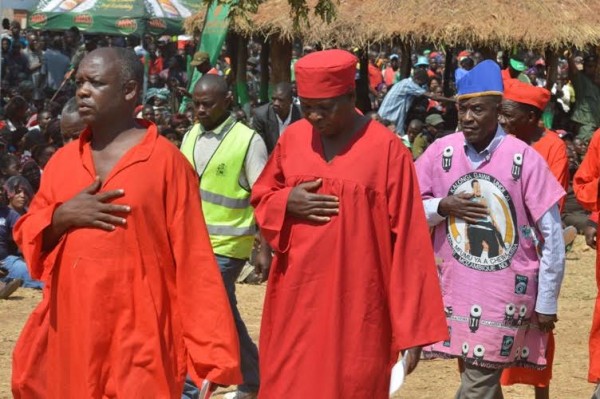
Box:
[0,175,42,289]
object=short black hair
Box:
[115,47,144,87]
[272,82,293,100]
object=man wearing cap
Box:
[416,60,566,399]
[190,50,219,76]
[383,54,401,87]
[565,51,600,141]
[411,113,445,159]
[501,54,531,84]
[377,69,430,135]
[251,49,448,399]
[414,55,429,72]
[499,79,569,399]
[456,51,475,83]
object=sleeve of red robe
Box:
[250,142,294,253]
[574,130,600,211]
[545,142,569,212]
[14,154,65,280]
[385,140,449,351]
[166,158,242,386]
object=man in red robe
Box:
[250,49,448,399]
[499,79,570,399]
[11,47,241,398]
[574,128,600,399]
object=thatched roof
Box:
[185,0,600,49]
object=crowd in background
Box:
[0,16,598,296]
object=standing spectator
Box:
[383,54,401,87]
[43,36,70,91]
[378,69,430,135]
[8,21,27,49]
[251,82,301,154]
[5,41,29,84]
[566,52,600,141]
[24,35,45,89]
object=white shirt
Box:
[276,105,293,136]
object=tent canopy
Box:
[29,0,201,36]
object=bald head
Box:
[192,74,231,130]
[76,47,143,125]
[194,74,228,97]
[83,47,143,88]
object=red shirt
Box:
[12,123,241,397]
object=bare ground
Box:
[0,236,596,399]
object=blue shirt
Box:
[377,77,426,135]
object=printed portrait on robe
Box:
[446,172,519,272]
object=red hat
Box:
[458,50,472,61]
[503,79,551,111]
[295,49,357,99]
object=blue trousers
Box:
[182,254,259,398]
[1,255,43,289]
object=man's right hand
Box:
[585,225,597,249]
[286,179,339,223]
[438,193,488,223]
[53,177,131,233]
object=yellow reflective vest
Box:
[180,119,256,259]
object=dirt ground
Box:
[0,236,597,399]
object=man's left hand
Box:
[404,346,422,375]
[254,249,272,283]
[536,312,557,333]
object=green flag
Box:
[180,0,234,112]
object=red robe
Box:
[500,129,569,387]
[12,123,242,398]
[251,119,448,399]
[573,128,600,382]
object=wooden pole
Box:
[400,40,412,79]
[259,37,270,103]
[443,47,454,97]
[355,47,371,113]
[270,36,292,85]
[545,48,558,90]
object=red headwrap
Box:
[503,79,551,111]
[295,49,357,99]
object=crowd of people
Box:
[2,15,600,399]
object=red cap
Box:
[295,49,357,99]
[457,50,472,61]
[503,79,551,111]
